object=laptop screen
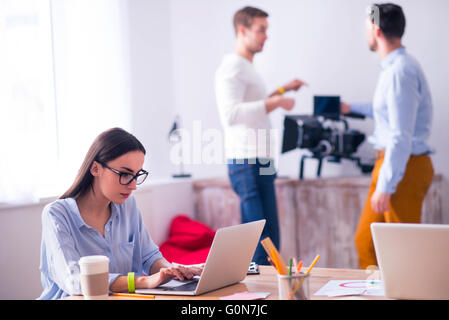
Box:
[313,96,340,120]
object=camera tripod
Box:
[298,153,372,180]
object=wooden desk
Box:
[66,266,388,300]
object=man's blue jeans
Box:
[227,158,280,265]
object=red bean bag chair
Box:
[159,215,216,265]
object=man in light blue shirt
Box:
[342,3,434,268]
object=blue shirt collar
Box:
[66,197,119,230]
[381,46,405,69]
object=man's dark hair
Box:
[369,3,406,40]
[233,6,268,34]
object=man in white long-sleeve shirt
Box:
[215,6,306,264]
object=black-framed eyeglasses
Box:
[97,161,149,185]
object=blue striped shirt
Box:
[38,196,163,299]
[351,47,433,194]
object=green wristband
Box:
[128,272,135,293]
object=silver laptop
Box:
[136,219,266,296]
[371,222,449,300]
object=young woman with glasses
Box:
[38,127,202,299]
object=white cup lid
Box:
[79,255,109,265]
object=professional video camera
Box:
[282,96,374,179]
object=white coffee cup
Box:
[79,255,109,300]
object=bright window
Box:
[0,0,57,203]
[0,0,131,204]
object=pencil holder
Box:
[277,273,310,300]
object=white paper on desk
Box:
[220,291,271,300]
[314,280,384,297]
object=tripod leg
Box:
[299,155,306,180]
[316,158,323,178]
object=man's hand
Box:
[265,95,295,113]
[269,78,307,97]
[283,78,308,91]
[371,190,391,213]
[340,102,351,114]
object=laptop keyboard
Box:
[165,280,199,292]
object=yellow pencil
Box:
[305,254,320,275]
[113,292,155,299]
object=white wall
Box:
[124,0,179,179]
[133,180,195,246]
[0,202,45,300]
[50,0,133,192]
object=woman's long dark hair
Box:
[60,127,146,199]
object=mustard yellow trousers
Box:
[354,152,434,269]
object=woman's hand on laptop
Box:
[110,260,203,292]
[144,266,190,288]
[158,265,202,284]
[141,261,203,288]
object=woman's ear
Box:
[90,161,101,177]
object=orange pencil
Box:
[270,249,285,275]
[261,237,288,274]
[113,292,155,299]
[295,260,303,275]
